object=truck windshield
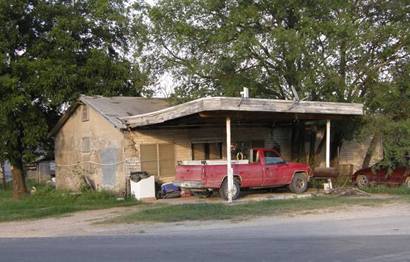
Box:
[264,151,286,165]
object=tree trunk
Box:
[362,133,381,168]
[11,165,28,199]
[1,162,6,190]
[12,125,29,199]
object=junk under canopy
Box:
[129,172,156,200]
[157,182,181,199]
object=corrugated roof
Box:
[80,96,171,129]
[50,95,171,136]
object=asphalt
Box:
[0,234,409,262]
[1,195,409,262]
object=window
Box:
[264,151,285,165]
[250,149,260,163]
[81,105,89,122]
[140,144,175,178]
[81,137,91,153]
[192,142,223,160]
[231,140,265,160]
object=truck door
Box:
[239,150,263,187]
[262,150,287,186]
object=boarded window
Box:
[81,137,90,153]
[208,143,222,159]
[140,144,175,178]
[192,143,222,160]
[159,144,176,178]
[192,143,206,160]
[140,144,158,176]
[81,105,89,122]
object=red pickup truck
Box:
[175,148,312,200]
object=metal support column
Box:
[326,119,332,189]
[326,120,331,168]
[226,117,233,203]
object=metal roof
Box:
[80,96,171,129]
[50,95,171,135]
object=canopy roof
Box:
[121,97,363,128]
[51,96,364,135]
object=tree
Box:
[363,61,410,168]
[134,0,409,167]
[0,0,146,199]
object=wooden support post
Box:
[226,117,233,203]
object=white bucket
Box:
[323,183,332,194]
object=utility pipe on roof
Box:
[226,117,233,203]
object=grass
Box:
[0,183,138,222]
[113,196,388,223]
[2,180,408,224]
[363,185,410,195]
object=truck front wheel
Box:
[219,178,240,200]
[289,173,308,194]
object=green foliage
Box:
[0,0,147,167]
[0,184,138,222]
[361,62,410,167]
[135,0,408,103]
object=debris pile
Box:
[327,187,370,197]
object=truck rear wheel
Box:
[289,173,308,194]
[219,178,240,200]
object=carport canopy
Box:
[121,97,364,202]
[121,97,363,127]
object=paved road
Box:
[1,234,410,262]
[2,204,410,262]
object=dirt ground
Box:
[0,189,405,238]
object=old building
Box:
[51,95,380,193]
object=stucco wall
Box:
[55,105,126,192]
[338,137,383,172]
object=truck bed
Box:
[178,160,249,165]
